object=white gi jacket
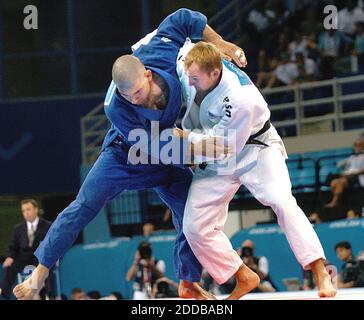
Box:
[176,41,286,172]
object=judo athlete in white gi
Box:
[174,42,337,299]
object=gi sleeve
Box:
[157,8,207,46]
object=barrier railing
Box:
[261,74,364,137]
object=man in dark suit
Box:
[0,199,51,299]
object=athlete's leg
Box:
[153,166,215,300]
[182,167,259,300]
[242,144,336,297]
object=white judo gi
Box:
[177,42,326,284]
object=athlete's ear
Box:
[145,69,153,81]
[211,68,221,80]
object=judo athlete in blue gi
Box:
[12,9,247,300]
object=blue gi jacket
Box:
[102,9,207,164]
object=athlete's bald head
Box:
[112,55,146,90]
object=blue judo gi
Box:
[34,9,207,282]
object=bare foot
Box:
[178,280,216,300]
[317,271,337,298]
[310,258,337,298]
[13,276,41,300]
[225,263,260,300]
[13,265,49,300]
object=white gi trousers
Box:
[183,126,325,284]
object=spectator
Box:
[247,1,275,34]
[346,208,361,219]
[87,290,101,300]
[142,222,155,237]
[295,52,319,82]
[288,31,309,61]
[151,277,179,298]
[71,288,86,300]
[325,137,364,208]
[265,0,290,30]
[317,29,351,79]
[308,211,322,224]
[0,199,51,300]
[126,241,165,299]
[238,240,277,293]
[266,52,298,88]
[335,241,364,288]
[338,0,364,36]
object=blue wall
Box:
[0,96,102,193]
[59,231,177,299]
[58,218,364,297]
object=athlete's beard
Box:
[146,86,166,110]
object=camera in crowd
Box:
[138,241,152,260]
[342,254,364,287]
[241,246,253,258]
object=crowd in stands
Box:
[238,0,364,89]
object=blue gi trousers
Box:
[35,143,202,282]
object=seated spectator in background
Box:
[87,290,101,300]
[346,208,361,219]
[353,22,364,71]
[288,31,309,61]
[325,137,364,208]
[335,241,364,288]
[308,211,322,224]
[142,222,155,237]
[266,52,298,88]
[126,241,165,299]
[265,0,290,31]
[238,240,277,293]
[295,52,318,83]
[151,277,179,298]
[71,288,86,300]
[338,0,364,36]
[247,1,275,35]
[0,199,51,300]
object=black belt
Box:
[199,120,271,170]
[245,120,271,147]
